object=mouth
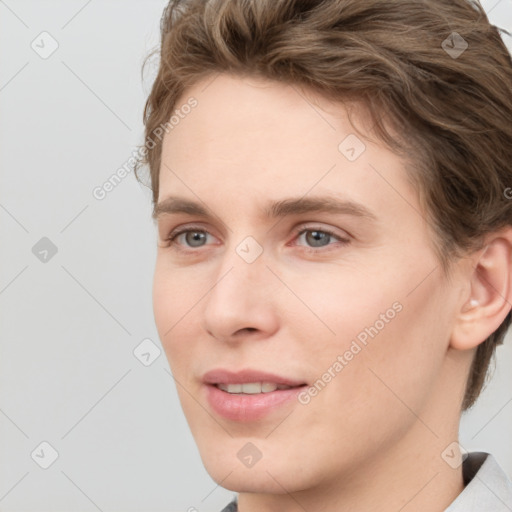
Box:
[202,368,307,388]
[201,369,308,422]
[214,381,304,394]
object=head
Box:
[136,0,512,495]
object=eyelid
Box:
[165,224,218,246]
[163,222,216,240]
[292,223,350,240]
[290,225,351,252]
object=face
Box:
[152,73,464,494]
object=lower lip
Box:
[204,384,307,422]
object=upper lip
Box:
[202,368,307,387]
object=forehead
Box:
[163,74,354,164]
[157,73,416,219]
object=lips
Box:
[202,368,307,388]
[201,368,308,421]
[217,382,294,394]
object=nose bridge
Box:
[201,232,277,338]
[209,233,268,307]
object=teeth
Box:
[241,382,263,394]
[217,382,293,394]
[261,382,278,392]
[221,383,242,393]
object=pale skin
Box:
[152,73,512,512]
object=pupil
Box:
[187,231,206,247]
[307,230,329,247]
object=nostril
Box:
[232,327,258,337]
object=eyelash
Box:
[164,224,350,254]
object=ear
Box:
[450,226,512,351]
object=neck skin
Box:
[237,349,469,512]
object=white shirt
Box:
[446,452,512,511]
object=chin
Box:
[198,442,312,494]
[204,460,296,494]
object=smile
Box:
[215,382,296,394]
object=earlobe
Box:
[450,228,512,351]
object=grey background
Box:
[0,1,511,511]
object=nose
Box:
[201,240,279,343]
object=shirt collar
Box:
[445,452,512,511]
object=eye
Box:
[293,227,349,251]
[166,226,215,251]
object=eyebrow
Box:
[153,195,377,224]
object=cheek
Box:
[152,262,192,361]
[298,258,449,407]
[327,273,450,424]
[281,262,398,352]
[152,264,170,340]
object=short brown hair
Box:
[135,0,512,410]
